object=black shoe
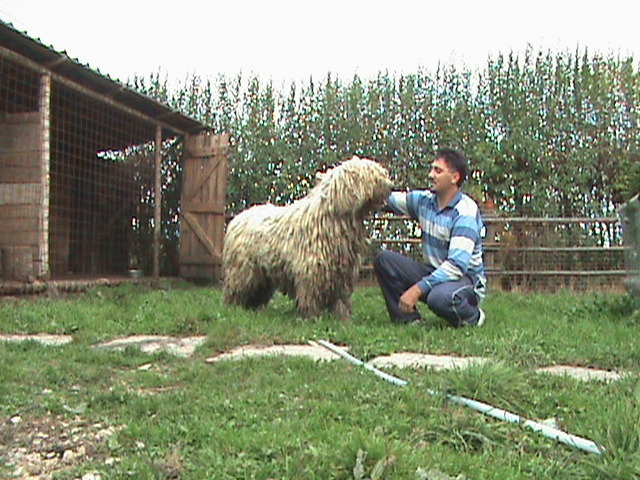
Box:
[392,314,422,324]
[461,309,486,327]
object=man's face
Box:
[428,157,459,195]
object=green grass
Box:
[1,281,639,479]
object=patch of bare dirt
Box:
[1,414,121,479]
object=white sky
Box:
[1,0,639,88]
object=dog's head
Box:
[314,156,393,217]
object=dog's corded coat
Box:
[223,156,392,319]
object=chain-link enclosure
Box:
[0,53,157,279]
[0,23,219,285]
[49,81,159,277]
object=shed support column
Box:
[38,73,51,279]
[153,125,162,279]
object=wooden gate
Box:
[179,132,229,280]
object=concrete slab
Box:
[535,365,625,382]
[0,333,73,346]
[370,352,489,370]
[205,343,343,363]
[93,335,207,357]
[2,333,630,384]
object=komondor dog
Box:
[223,156,393,319]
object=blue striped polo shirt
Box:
[387,189,487,300]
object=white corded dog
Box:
[223,156,392,319]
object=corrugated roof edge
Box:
[0,19,211,135]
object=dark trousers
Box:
[373,250,481,327]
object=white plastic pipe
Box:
[316,339,408,387]
[316,339,603,455]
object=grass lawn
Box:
[1,281,639,479]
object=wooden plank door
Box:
[179,132,229,280]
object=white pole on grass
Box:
[316,339,604,456]
[315,339,408,387]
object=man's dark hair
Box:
[436,148,468,187]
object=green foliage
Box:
[124,52,640,275]
[583,380,640,479]
[134,48,640,219]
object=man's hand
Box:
[399,284,423,314]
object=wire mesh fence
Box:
[0,41,632,290]
[0,52,161,280]
[362,215,627,292]
[49,83,158,277]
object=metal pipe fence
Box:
[362,215,626,292]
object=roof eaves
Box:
[0,19,209,135]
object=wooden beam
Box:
[38,73,51,279]
[180,200,225,214]
[0,45,190,136]
[373,215,621,224]
[184,156,224,203]
[484,270,627,276]
[182,212,222,259]
[153,125,162,279]
[179,256,222,265]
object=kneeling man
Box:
[374,148,487,327]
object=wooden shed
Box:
[0,20,228,286]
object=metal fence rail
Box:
[362,215,626,292]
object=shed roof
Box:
[0,20,209,135]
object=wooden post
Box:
[153,125,162,279]
[38,73,51,279]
